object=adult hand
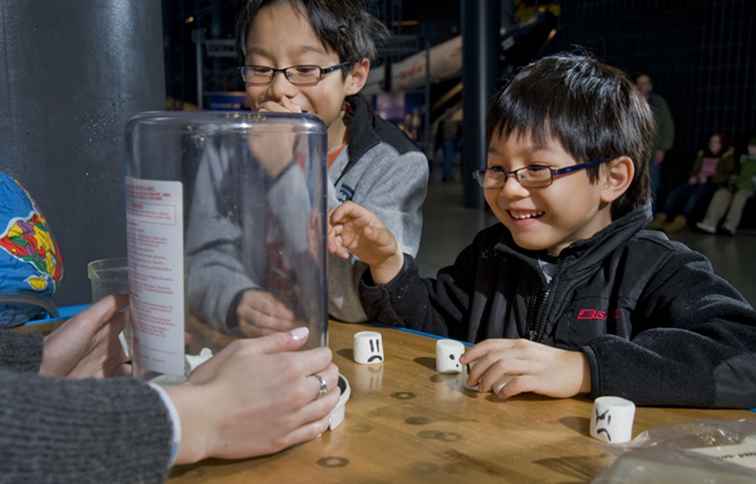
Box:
[39,294,131,379]
[654,150,665,165]
[460,338,591,400]
[168,327,339,464]
[235,289,300,337]
[688,176,699,185]
[328,201,403,284]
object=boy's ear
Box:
[600,156,635,204]
[345,58,370,96]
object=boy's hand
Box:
[40,295,131,379]
[235,289,300,337]
[328,201,404,284]
[460,338,591,400]
[256,98,302,114]
[248,98,303,177]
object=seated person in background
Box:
[0,171,63,327]
[649,133,735,233]
[1,295,338,482]
[186,0,428,336]
[328,54,756,408]
[697,135,756,236]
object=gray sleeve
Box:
[187,151,314,328]
[0,371,172,483]
[358,150,428,256]
[328,150,429,323]
[186,145,259,328]
[267,165,311,255]
[0,330,43,373]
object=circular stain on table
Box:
[417,430,444,440]
[391,391,416,400]
[317,456,350,468]
[438,431,462,442]
[405,416,432,425]
[417,430,463,442]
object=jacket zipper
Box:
[527,290,548,340]
[528,271,558,341]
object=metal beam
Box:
[461,0,500,208]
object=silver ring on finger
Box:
[313,374,328,399]
[494,381,508,395]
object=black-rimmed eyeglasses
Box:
[473,159,605,189]
[239,62,354,86]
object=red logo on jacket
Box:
[576,308,607,320]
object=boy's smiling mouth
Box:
[507,209,545,220]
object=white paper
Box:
[689,435,756,470]
[126,177,185,376]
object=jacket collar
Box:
[337,95,380,178]
[494,204,653,280]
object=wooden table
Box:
[169,321,750,483]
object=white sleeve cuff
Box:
[148,382,182,468]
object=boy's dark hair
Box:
[237,0,389,67]
[487,53,654,218]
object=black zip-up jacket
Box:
[360,206,756,408]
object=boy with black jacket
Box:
[328,54,756,408]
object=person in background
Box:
[697,135,756,236]
[634,72,674,210]
[649,132,735,233]
[0,171,63,327]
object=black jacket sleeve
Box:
[359,239,480,340]
[583,249,756,408]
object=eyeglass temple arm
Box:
[552,159,603,177]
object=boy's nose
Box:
[268,71,298,102]
[498,176,531,201]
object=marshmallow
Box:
[436,339,465,374]
[353,331,384,365]
[590,396,636,444]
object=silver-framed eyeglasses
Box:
[473,159,605,189]
[240,62,354,86]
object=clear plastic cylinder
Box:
[125,111,328,378]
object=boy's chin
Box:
[509,233,559,254]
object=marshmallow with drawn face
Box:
[436,339,465,374]
[353,331,384,364]
[590,396,636,444]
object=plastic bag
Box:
[593,419,756,483]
